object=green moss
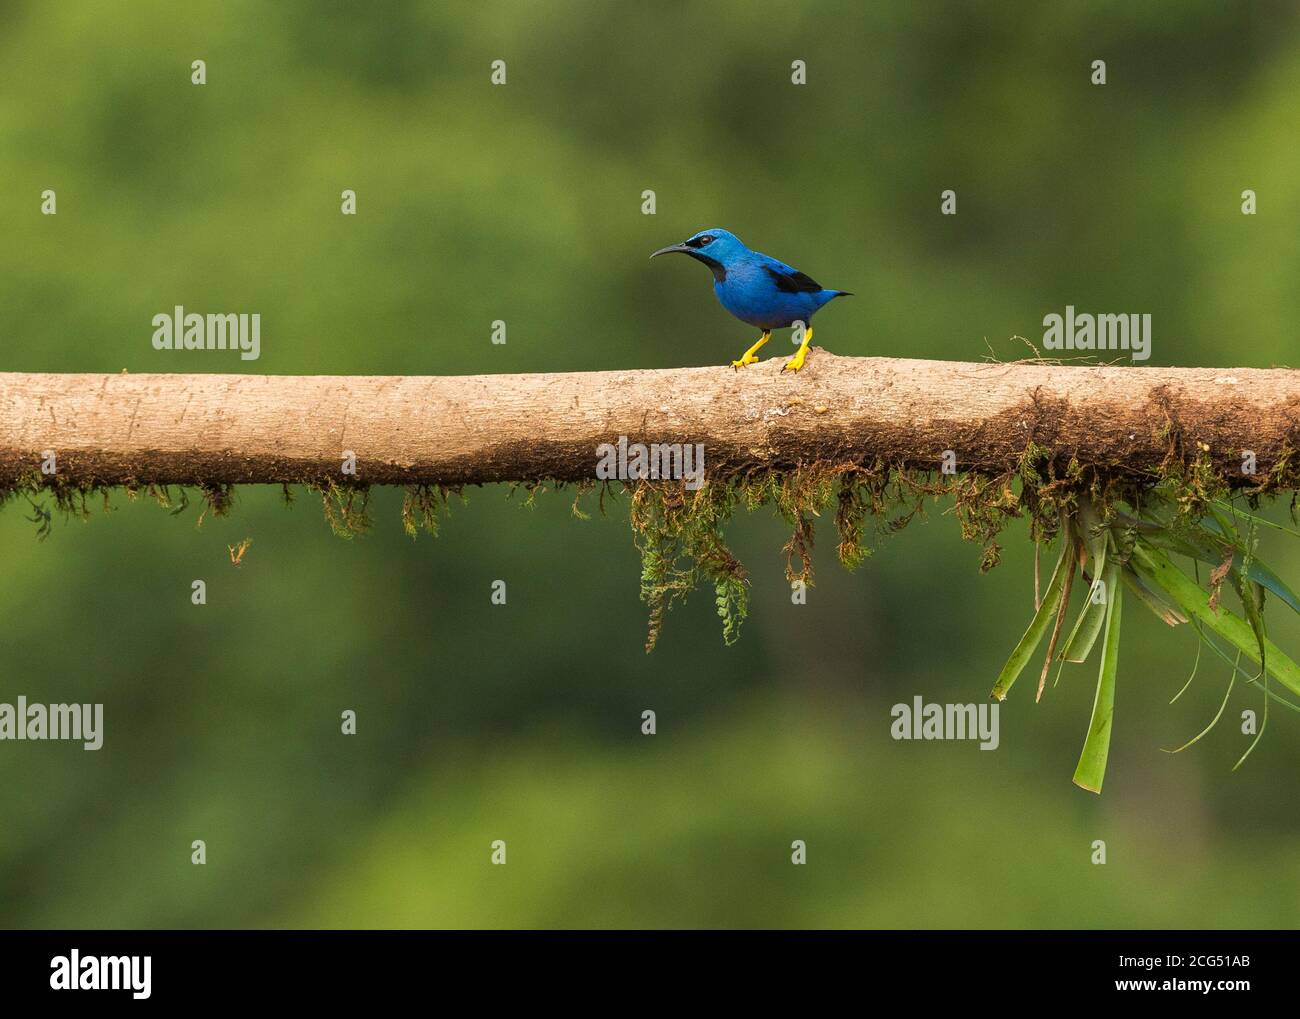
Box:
[307,479,372,539]
[2,434,1297,651]
[196,483,236,527]
[401,483,464,538]
[630,481,748,653]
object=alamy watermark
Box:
[0,696,102,750]
[595,435,705,490]
[891,696,999,749]
[151,305,260,361]
[50,950,150,999]
[1042,305,1150,361]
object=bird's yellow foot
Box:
[730,330,771,370]
[784,327,812,372]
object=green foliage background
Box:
[2,1,1299,928]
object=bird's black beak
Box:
[650,242,690,259]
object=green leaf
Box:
[991,538,1070,701]
[1129,543,1300,700]
[1077,501,1108,571]
[1164,651,1239,754]
[1241,557,1300,617]
[1073,581,1122,793]
[1143,517,1300,616]
[1192,623,1300,713]
[1121,565,1188,626]
[1062,562,1115,663]
[1229,569,1270,771]
[1212,500,1300,540]
[1169,636,1201,704]
[1036,544,1077,700]
[1230,574,1267,665]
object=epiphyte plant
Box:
[992,488,1300,793]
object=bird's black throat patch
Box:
[686,251,727,282]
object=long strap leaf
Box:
[991,538,1071,701]
[1121,565,1187,625]
[1141,522,1300,616]
[1129,543,1300,699]
[1062,562,1116,663]
[1073,581,1122,793]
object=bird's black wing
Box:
[764,264,824,293]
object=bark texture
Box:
[1,353,1297,487]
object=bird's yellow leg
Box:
[784,325,813,372]
[731,330,770,369]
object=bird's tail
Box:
[833,290,854,298]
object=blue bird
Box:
[651,228,851,371]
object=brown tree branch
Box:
[1,353,1297,488]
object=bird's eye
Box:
[685,235,713,248]
[699,235,714,245]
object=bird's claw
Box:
[730,356,759,369]
[783,351,808,372]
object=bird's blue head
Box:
[651,228,748,281]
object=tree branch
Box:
[1,353,1297,488]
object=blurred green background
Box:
[2,0,1300,928]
